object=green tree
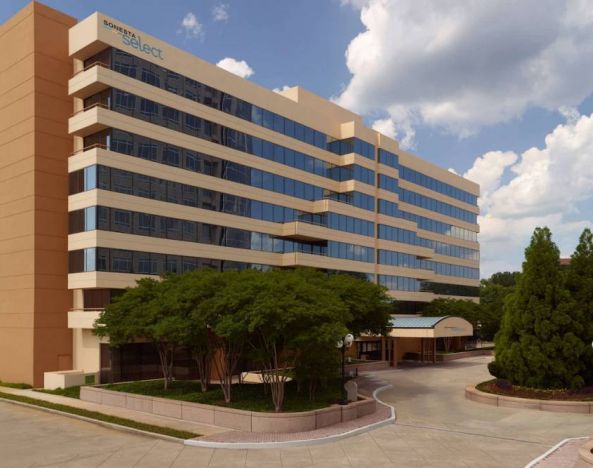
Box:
[199,270,251,404]
[293,335,340,401]
[478,273,520,341]
[95,277,187,390]
[488,271,521,288]
[566,228,593,384]
[163,269,220,392]
[325,272,392,336]
[238,268,349,412]
[493,227,587,389]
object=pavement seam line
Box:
[394,421,551,445]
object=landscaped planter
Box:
[465,385,593,414]
[80,386,376,433]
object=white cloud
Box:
[178,12,204,39]
[273,85,292,93]
[464,113,593,276]
[371,118,396,139]
[336,0,593,139]
[463,151,517,209]
[216,57,254,78]
[371,115,416,149]
[559,105,581,124]
[340,0,370,8]
[212,3,229,22]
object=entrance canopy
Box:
[388,316,473,338]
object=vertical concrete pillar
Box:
[381,337,386,361]
[391,337,398,368]
[433,338,437,363]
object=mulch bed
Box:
[477,379,593,401]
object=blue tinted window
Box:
[84,165,97,191]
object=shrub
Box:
[487,360,504,379]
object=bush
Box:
[487,361,504,379]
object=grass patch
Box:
[476,379,593,401]
[0,391,199,439]
[0,381,32,389]
[104,379,341,413]
[35,386,81,399]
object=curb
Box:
[0,395,185,444]
[183,384,396,449]
[465,384,593,414]
[524,436,589,468]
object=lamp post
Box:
[337,333,354,405]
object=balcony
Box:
[68,308,103,329]
[69,62,111,99]
[278,221,329,242]
[69,103,110,137]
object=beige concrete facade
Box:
[62,12,479,377]
[1,4,480,384]
[0,2,76,386]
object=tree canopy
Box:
[566,228,593,384]
[492,227,587,389]
[95,267,392,409]
[95,276,187,389]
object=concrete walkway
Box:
[0,385,226,437]
[1,356,591,467]
[528,437,589,467]
[378,356,593,467]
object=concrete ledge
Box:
[465,385,593,414]
[184,384,395,449]
[80,385,377,433]
[437,349,494,362]
[345,361,390,373]
[578,439,593,467]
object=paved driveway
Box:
[1,356,590,467]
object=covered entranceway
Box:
[355,316,473,367]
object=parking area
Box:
[0,356,590,467]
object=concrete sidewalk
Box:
[528,437,590,467]
[0,373,395,448]
[0,385,226,437]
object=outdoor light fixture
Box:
[337,333,354,405]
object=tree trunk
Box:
[156,343,174,390]
[194,352,211,392]
[264,344,288,413]
[212,338,242,404]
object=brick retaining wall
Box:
[80,386,376,433]
[465,385,593,414]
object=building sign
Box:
[103,20,164,60]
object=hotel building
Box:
[0,3,479,386]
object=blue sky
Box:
[3,0,593,276]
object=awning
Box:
[388,316,473,338]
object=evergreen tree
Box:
[493,227,586,389]
[566,228,593,385]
